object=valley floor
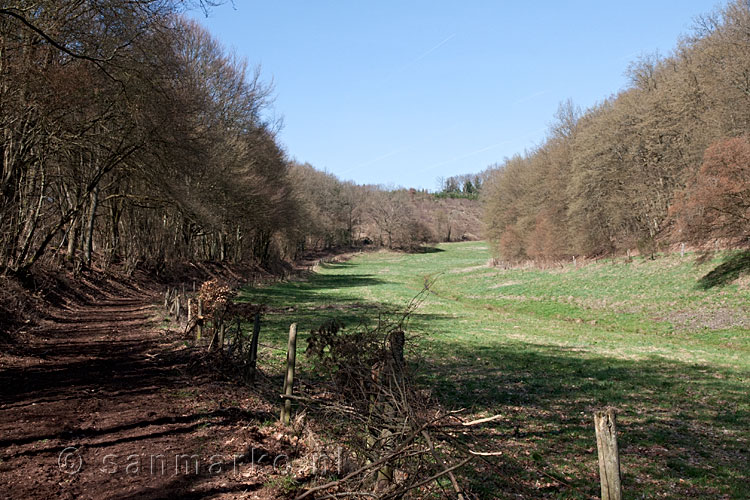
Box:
[1,242,746,499]
[240,241,750,499]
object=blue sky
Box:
[190,1,719,190]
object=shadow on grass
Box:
[697,250,750,289]
[239,267,385,307]
[420,341,749,498]
[410,246,445,254]
[318,261,358,268]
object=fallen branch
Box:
[383,456,473,499]
[468,449,503,456]
[461,414,503,426]
[421,429,465,500]
[294,444,419,500]
[318,493,378,499]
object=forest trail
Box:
[0,292,278,500]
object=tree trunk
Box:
[66,216,78,261]
[84,186,99,266]
[109,199,121,262]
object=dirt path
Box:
[0,291,284,500]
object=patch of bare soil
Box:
[0,287,294,499]
[664,306,750,331]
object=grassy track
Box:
[239,242,749,499]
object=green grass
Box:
[238,242,749,499]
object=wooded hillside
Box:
[482,0,750,262]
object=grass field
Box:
[238,242,749,499]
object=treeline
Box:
[290,163,482,251]
[483,0,750,262]
[436,172,492,199]
[0,1,481,282]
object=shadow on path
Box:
[0,295,277,500]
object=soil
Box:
[0,281,292,499]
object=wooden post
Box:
[374,331,405,492]
[208,319,224,352]
[218,321,225,350]
[174,295,181,322]
[208,326,217,351]
[187,299,193,322]
[196,299,203,341]
[594,408,622,500]
[680,242,685,258]
[164,287,170,310]
[280,323,298,425]
[236,318,243,350]
[247,312,261,381]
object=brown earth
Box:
[0,281,298,500]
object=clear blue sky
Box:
[190,1,719,190]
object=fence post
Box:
[197,298,203,341]
[375,330,405,492]
[247,312,261,381]
[280,323,298,425]
[236,318,243,351]
[594,408,622,500]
